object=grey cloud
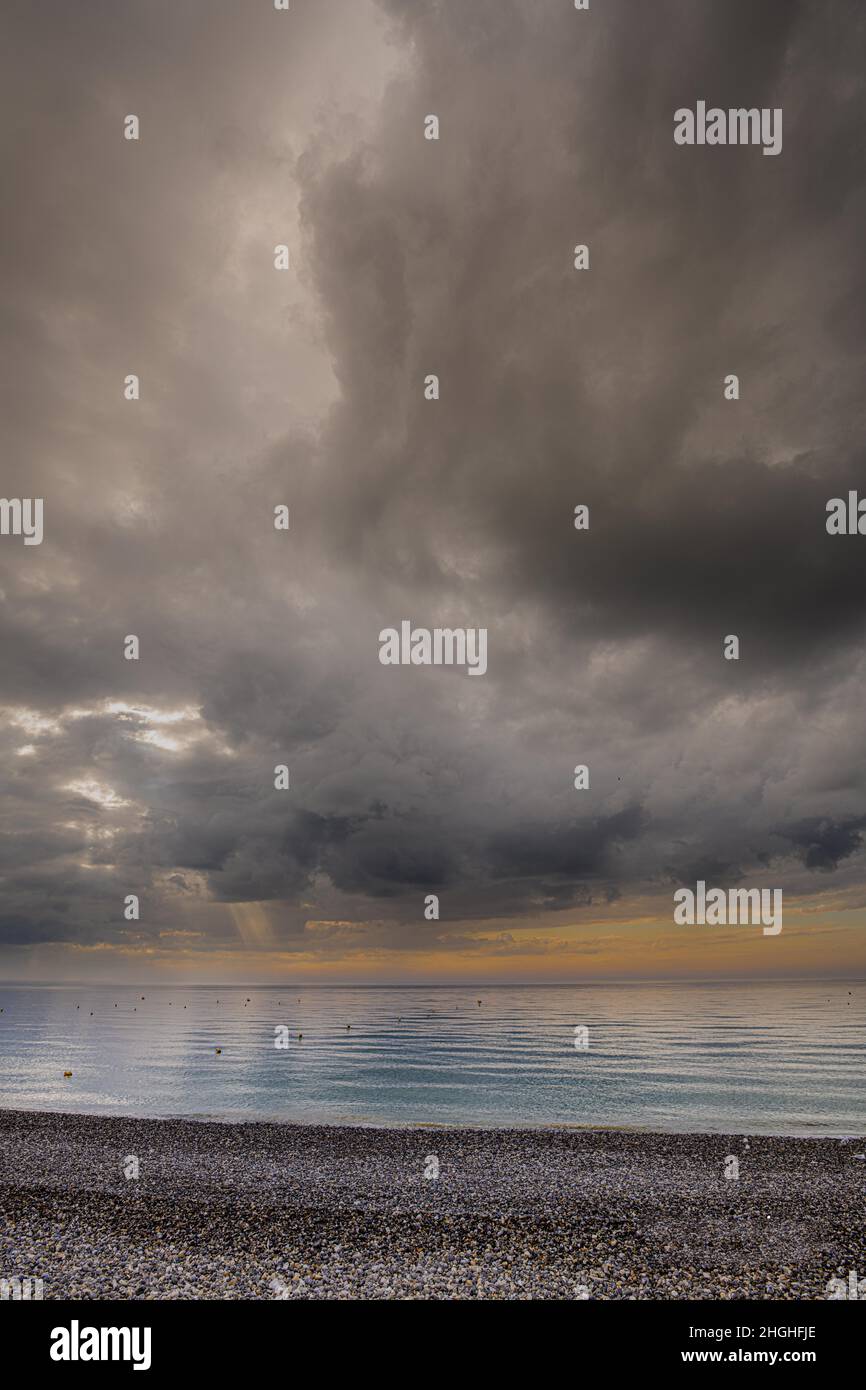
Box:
[2,0,866,964]
[776,815,866,872]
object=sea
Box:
[0,979,863,1134]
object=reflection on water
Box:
[0,981,863,1134]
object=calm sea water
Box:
[0,981,863,1134]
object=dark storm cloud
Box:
[2,0,866,961]
[297,0,866,669]
[777,815,866,872]
[487,807,644,880]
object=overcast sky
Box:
[2,0,866,983]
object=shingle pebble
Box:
[0,1110,863,1299]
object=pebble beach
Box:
[1,1109,864,1299]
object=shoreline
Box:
[3,1104,859,1140]
[1,1109,864,1299]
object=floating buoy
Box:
[215,1047,222,1055]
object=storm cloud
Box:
[2,0,866,971]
